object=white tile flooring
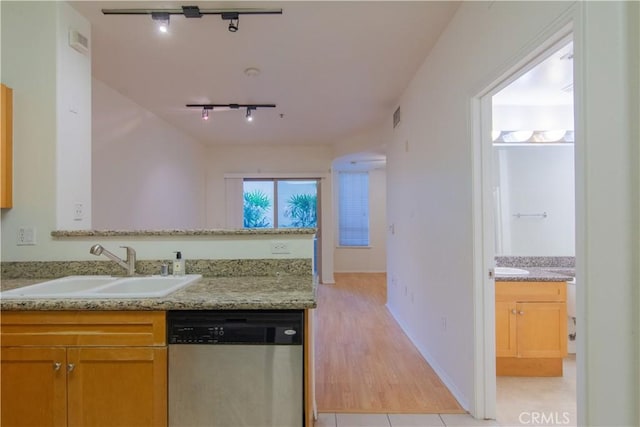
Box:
[316,413,499,427]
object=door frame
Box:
[470,15,578,420]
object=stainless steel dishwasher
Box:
[167,310,304,427]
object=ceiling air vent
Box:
[393,106,401,129]
[69,29,89,55]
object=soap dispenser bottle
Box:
[173,251,185,276]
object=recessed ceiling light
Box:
[244,67,261,77]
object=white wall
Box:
[1,1,58,260]
[334,167,387,273]
[495,145,575,256]
[56,3,92,230]
[92,78,207,230]
[575,2,639,424]
[0,2,313,264]
[387,1,639,424]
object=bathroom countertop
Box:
[495,266,575,282]
[0,275,316,311]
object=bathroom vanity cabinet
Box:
[0,311,167,427]
[495,281,567,376]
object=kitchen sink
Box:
[495,267,529,275]
[90,275,202,298]
[0,274,202,299]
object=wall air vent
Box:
[69,29,89,55]
[393,106,401,129]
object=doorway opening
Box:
[473,28,578,423]
[490,39,577,426]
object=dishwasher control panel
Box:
[167,310,303,345]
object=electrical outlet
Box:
[270,241,290,254]
[74,202,84,221]
[17,227,37,246]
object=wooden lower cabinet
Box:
[0,312,167,427]
[495,281,568,376]
[1,347,67,427]
[68,347,167,427]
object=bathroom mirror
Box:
[492,143,575,257]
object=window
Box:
[243,179,318,229]
[338,171,369,246]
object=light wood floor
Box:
[314,273,465,414]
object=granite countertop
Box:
[495,266,575,282]
[51,228,317,237]
[0,275,316,311]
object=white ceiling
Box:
[493,41,574,106]
[70,1,461,147]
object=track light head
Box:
[151,12,170,33]
[245,107,253,122]
[202,108,209,121]
[222,12,239,32]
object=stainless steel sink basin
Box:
[0,274,202,299]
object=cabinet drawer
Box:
[0,311,166,347]
[496,281,566,302]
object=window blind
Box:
[338,171,369,246]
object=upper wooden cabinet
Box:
[1,83,13,208]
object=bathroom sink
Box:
[0,276,118,298]
[495,267,529,275]
[90,275,202,298]
[1,274,202,299]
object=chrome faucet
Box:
[89,244,136,276]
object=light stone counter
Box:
[0,275,316,311]
[51,228,316,237]
[495,267,575,282]
[494,256,575,282]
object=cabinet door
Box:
[516,302,567,358]
[0,347,67,427]
[67,347,167,427]
[495,301,517,357]
[1,83,12,208]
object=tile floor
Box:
[496,356,576,426]
[315,413,499,427]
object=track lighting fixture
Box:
[186,103,275,122]
[222,12,239,32]
[102,6,282,33]
[151,12,170,33]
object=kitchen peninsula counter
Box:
[0,275,316,311]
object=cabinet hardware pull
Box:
[67,363,75,373]
[518,311,525,315]
[53,362,62,371]
[511,309,517,315]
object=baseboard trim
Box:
[387,303,470,412]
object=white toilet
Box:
[567,278,576,353]
[567,278,576,318]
